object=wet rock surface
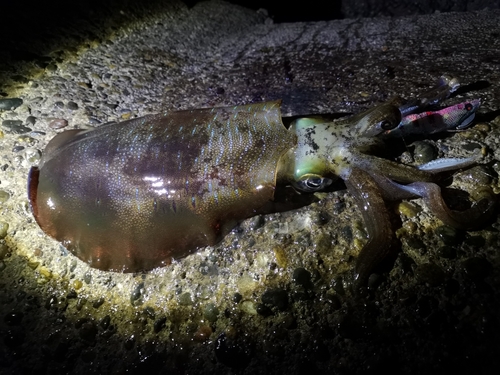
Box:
[0,1,500,374]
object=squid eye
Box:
[379,119,397,130]
[294,175,333,192]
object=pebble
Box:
[0,98,23,110]
[203,303,219,323]
[25,116,36,125]
[261,288,288,311]
[88,117,102,125]
[1,120,32,134]
[83,272,92,284]
[193,325,212,342]
[124,336,135,350]
[0,222,8,239]
[76,298,87,311]
[143,306,155,319]
[26,149,42,164]
[12,146,25,153]
[292,267,313,289]
[411,141,437,164]
[233,292,242,303]
[67,101,79,110]
[72,279,83,289]
[49,118,68,129]
[240,301,258,315]
[397,201,421,218]
[256,303,272,316]
[153,316,167,333]
[437,245,456,259]
[0,190,10,204]
[245,214,265,230]
[99,315,111,330]
[0,243,10,259]
[435,225,462,246]
[178,292,194,306]
[130,282,144,304]
[92,297,105,309]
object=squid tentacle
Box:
[399,181,496,230]
[344,168,399,287]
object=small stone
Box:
[99,315,111,330]
[0,98,23,110]
[203,303,219,323]
[411,141,437,164]
[406,237,425,250]
[72,279,83,289]
[0,222,8,239]
[76,298,87,311]
[240,301,257,315]
[261,288,288,311]
[0,190,10,204]
[83,272,92,284]
[233,293,242,303]
[88,117,101,125]
[12,146,25,152]
[130,282,144,305]
[17,135,36,144]
[292,267,312,289]
[397,201,421,218]
[92,298,104,309]
[39,267,52,279]
[66,290,77,299]
[237,273,259,295]
[49,118,68,129]
[124,336,135,350]
[193,325,212,342]
[153,316,166,333]
[143,306,155,319]
[437,246,456,259]
[256,303,272,316]
[0,243,10,259]
[67,101,79,110]
[25,116,36,125]
[435,225,462,246]
[178,292,194,306]
[26,149,42,164]
[1,120,32,134]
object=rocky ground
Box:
[1,1,500,374]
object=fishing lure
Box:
[386,99,480,137]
